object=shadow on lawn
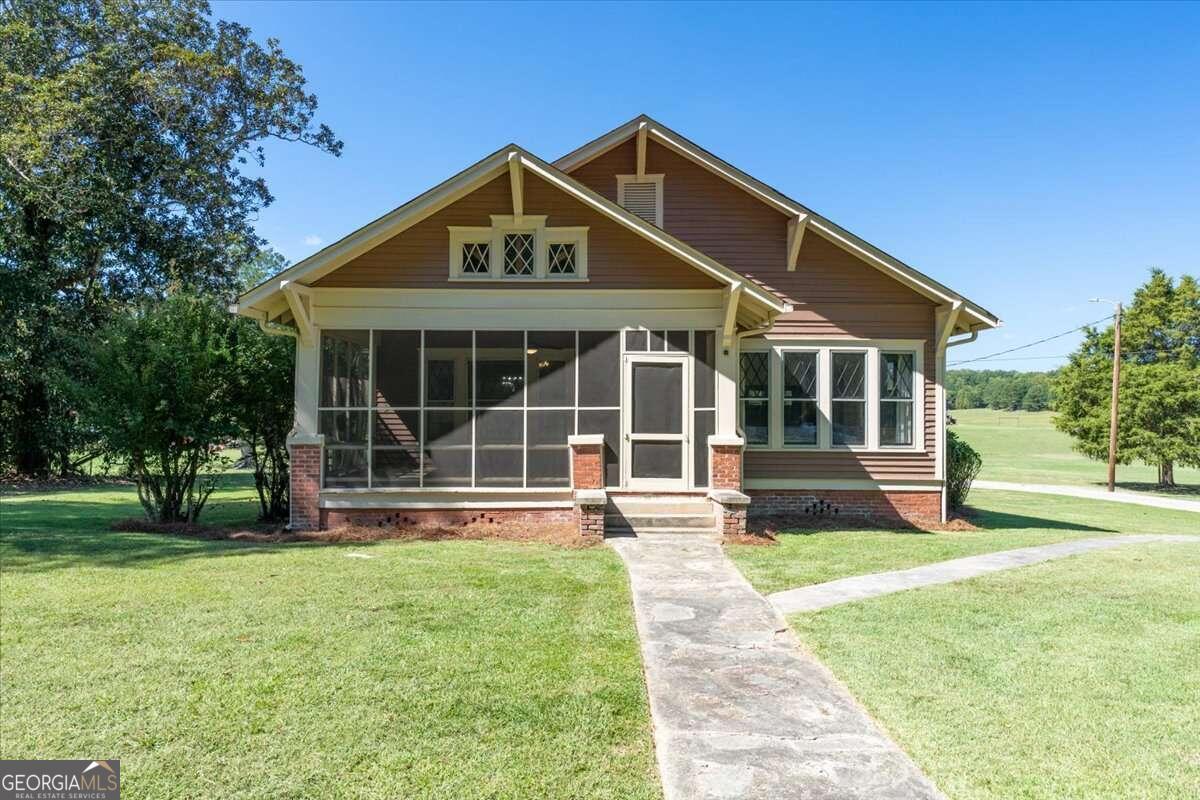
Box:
[963,506,1115,533]
[0,475,338,573]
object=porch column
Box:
[708,434,748,536]
[569,434,607,536]
[288,433,323,531]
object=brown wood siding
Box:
[744,450,937,481]
[568,139,942,482]
[314,173,721,290]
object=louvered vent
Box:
[621,181,659,225]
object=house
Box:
[234,115,999,535]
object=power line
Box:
[949,314,1114,366]
[949,346,1186,366]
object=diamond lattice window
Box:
[461,242,490,275]
[503,233,535,276]
[547,243,576,275]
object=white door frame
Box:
[622,352,691,490]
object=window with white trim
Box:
[879,352,914,446]
[831,351,867,446]
[739,351,769,446]
[738,342,923,452]
[782,351,818,446]
[617,174,664,226]
[449,216,587,280]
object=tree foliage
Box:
[0,0,338,475]
[946,369,1056,411]
[91,285,294,523]
[1053,270,1200,487]
[91,294,234,521]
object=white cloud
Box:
[303,234,323,247]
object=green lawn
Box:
[0,480,660,799]
[789,543,1200,799]
[728,488,1200,595]
[951,408,1200,494]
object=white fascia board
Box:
[518,152,786,314]
[558,115,1000,329]
[236,146,513,313]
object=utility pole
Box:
[1091,298,1122,492]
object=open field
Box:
[950,408,1200,495]
[727,488,1200,595]
[788,542,1200,799]
[0,480,660,799]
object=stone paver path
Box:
[611,533,944,800]
[975,480,1200,513]
[769,534,1198,615]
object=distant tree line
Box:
[946,370,1056,412]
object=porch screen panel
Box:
[425,331,473,407]
[372,408,420,486]
[475,408,523,486]
[424,409,472,486]
[475,331,525,408]
[632,363,682,434]
[693,410,714,488]
[373,331,420,407]
[578,331,619,407]
[527,331,575,407]
[319,330,370,486]
[692,330,716,409]
[527,410,573,486]
[632,442,682,480]
[578,409,620,487]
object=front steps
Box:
[605,494,719,536]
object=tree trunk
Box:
[1158,461,1175,488]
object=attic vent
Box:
[617,174,663,227]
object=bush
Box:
[946,430,983,510]
[90,295,236,522]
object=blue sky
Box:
[216,0,1199,371]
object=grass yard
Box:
[951,408,1200,495]
[789,543,1200,799]
[727,488,1200,595]
[0,480,660,799]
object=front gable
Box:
[313,172,722,291]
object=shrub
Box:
[946,430,983,510]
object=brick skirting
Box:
[746,489,942,527]
[322,507,574,530]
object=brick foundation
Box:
[721,505,747,536]
[288,442,321,531]
[746,490,942,527]
[322,507,574,529]
[570,436,607,536]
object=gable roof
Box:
[235,143,788,324]
[556,115,1000,332]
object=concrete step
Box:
[607,496,714,516]
[606,525,721,536]
[604,512,715,529]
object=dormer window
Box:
[617,174,664,226]
[449,216,587,280]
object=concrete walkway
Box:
[975,480,1200,513]
[611,533,944,800]
[769,534,1198,615]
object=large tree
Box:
[0,0,339,475]
[1054,270,1200,487]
